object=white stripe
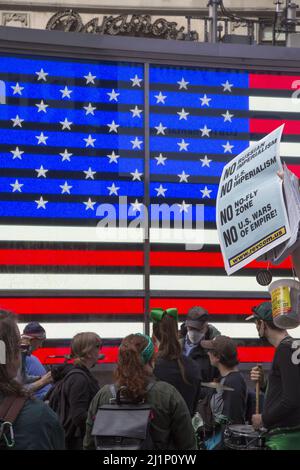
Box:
[250,141,300,158]
[0,225,219,245]
[0,274,143,290]
[150,228,219,245]
[150,275,292,292]
[0,226,143,243]
[0,273,292,292]
[211,323,258,339]
[250,96,300,114]
[212,323,299,339]
[18,322,144,339]
[17,322,300,340]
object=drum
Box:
[224,424,266,450]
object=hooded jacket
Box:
[47,364,99,450]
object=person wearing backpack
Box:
[0,309,65,450]
[83,333,197,450]
[151,307,201,416]
[48,332,101,450]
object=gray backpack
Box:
[92,383,155,450]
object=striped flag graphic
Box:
[0,55,299,365]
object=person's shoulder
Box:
[99,383,113,394]
[208,324,221,338]
[92,384,113,401]
[26,354,43,367]
[276,336,295,356]
[21,397,60,425]
[148,381,190,411]
[87,384,115,412]
[224,371,246,388]
[278,336,295,349]
[150,380,182,399]
[64,366,89,384]
[13,398,64,450]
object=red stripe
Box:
[0,249,292,270]
[250,119,300,136]
[250,73,300,90]
[35,346,274,364]
[151,251,292,269]
[0,249,143,266]
[0,298,143,315]
[0,297,268,316]
[237,347,274,363]
[150,298,266,315]
[287,165,300,178]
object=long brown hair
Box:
[152,315,190,385]
[114,334,154,402]
[0,309,28,397]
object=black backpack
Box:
[47,368,87,426]
[91,383,155,450]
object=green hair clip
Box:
[136,333,154,364]
[150,307,178,323]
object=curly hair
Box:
[114,334,154,403]
[0,309,28,398]
[153,314,190,385]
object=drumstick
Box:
[255,364,262,414]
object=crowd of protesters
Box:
[1,297,300,451]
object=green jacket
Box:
[84,379,197,450]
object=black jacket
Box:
[263,336,300,430]
[180,325,221,383]
[48,364,99,450]
[154,355,202,415]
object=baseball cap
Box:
[23,322,46,340]
[245,301,273,322]
[201,335,238,362]
[185,306,209,330]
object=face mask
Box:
[257,322,269,345]
[257,321,265,339]
[187,330,204,345]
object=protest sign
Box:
[216,125,291,275]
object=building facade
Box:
[1,1,298,45]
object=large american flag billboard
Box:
[0,39,298,365]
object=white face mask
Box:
[187,330,205,345]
